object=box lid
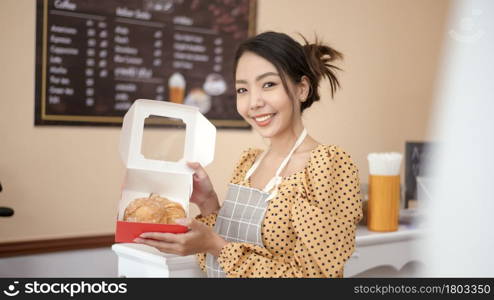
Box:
[119,99,216,172]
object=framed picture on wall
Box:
[34,0,257,128]
[404,141,432,208]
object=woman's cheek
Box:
[236,97,249,120]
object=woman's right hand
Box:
[186,162,220,216]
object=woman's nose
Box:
[249,90,264,109]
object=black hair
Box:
[233,31,343,112]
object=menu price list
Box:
[35,0,254,127]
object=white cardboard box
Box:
[115,99,216,242]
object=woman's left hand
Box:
[134,219,227,257]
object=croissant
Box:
[124,193,185,225]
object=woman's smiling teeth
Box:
[253,113,276,127]
[254,114,274,122]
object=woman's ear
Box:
[298,76,311,102]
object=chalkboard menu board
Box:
[35,0,256,128]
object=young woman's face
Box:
[235,52,302,139]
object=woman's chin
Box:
[246,118,285,139]
[253,126,278,139]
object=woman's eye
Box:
[263,82,277,88]
[236,87,247,94]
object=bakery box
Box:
[115,99,216,243]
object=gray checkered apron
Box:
[205,129,307,277]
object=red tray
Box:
[115,220,188,243]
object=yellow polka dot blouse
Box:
[196,144,363,278]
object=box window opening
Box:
[141,115,186,162]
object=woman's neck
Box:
[268,122,305,157]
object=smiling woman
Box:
[134,31,363,278]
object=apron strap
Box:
[244,128,308,195]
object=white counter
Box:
[345,224,423,277]
[112,224,423,278]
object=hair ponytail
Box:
[302,36,343,104]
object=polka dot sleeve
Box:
[217,145,362,277]
[195,212,218,272]
[292,145,363,277]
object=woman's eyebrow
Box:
[256,72,279,81]
[235,72,279,84]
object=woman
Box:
[134,31,363,278]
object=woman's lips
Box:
[252,113,276,127]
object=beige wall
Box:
[0,0,450,242]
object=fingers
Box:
[186,162,203,173]
[186,161,200,169]
[134,231,199,256]
[134,237,181,255]
[186,162,208,180]
[174,218,191,227]
[134,232,182,255]
[139,232,180,243]
[133,222,209,256]
[175,218,201,230]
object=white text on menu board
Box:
[113,6,160,110]
[48,24,77,104]
[116,7,151,20]
[54,0,76,11]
